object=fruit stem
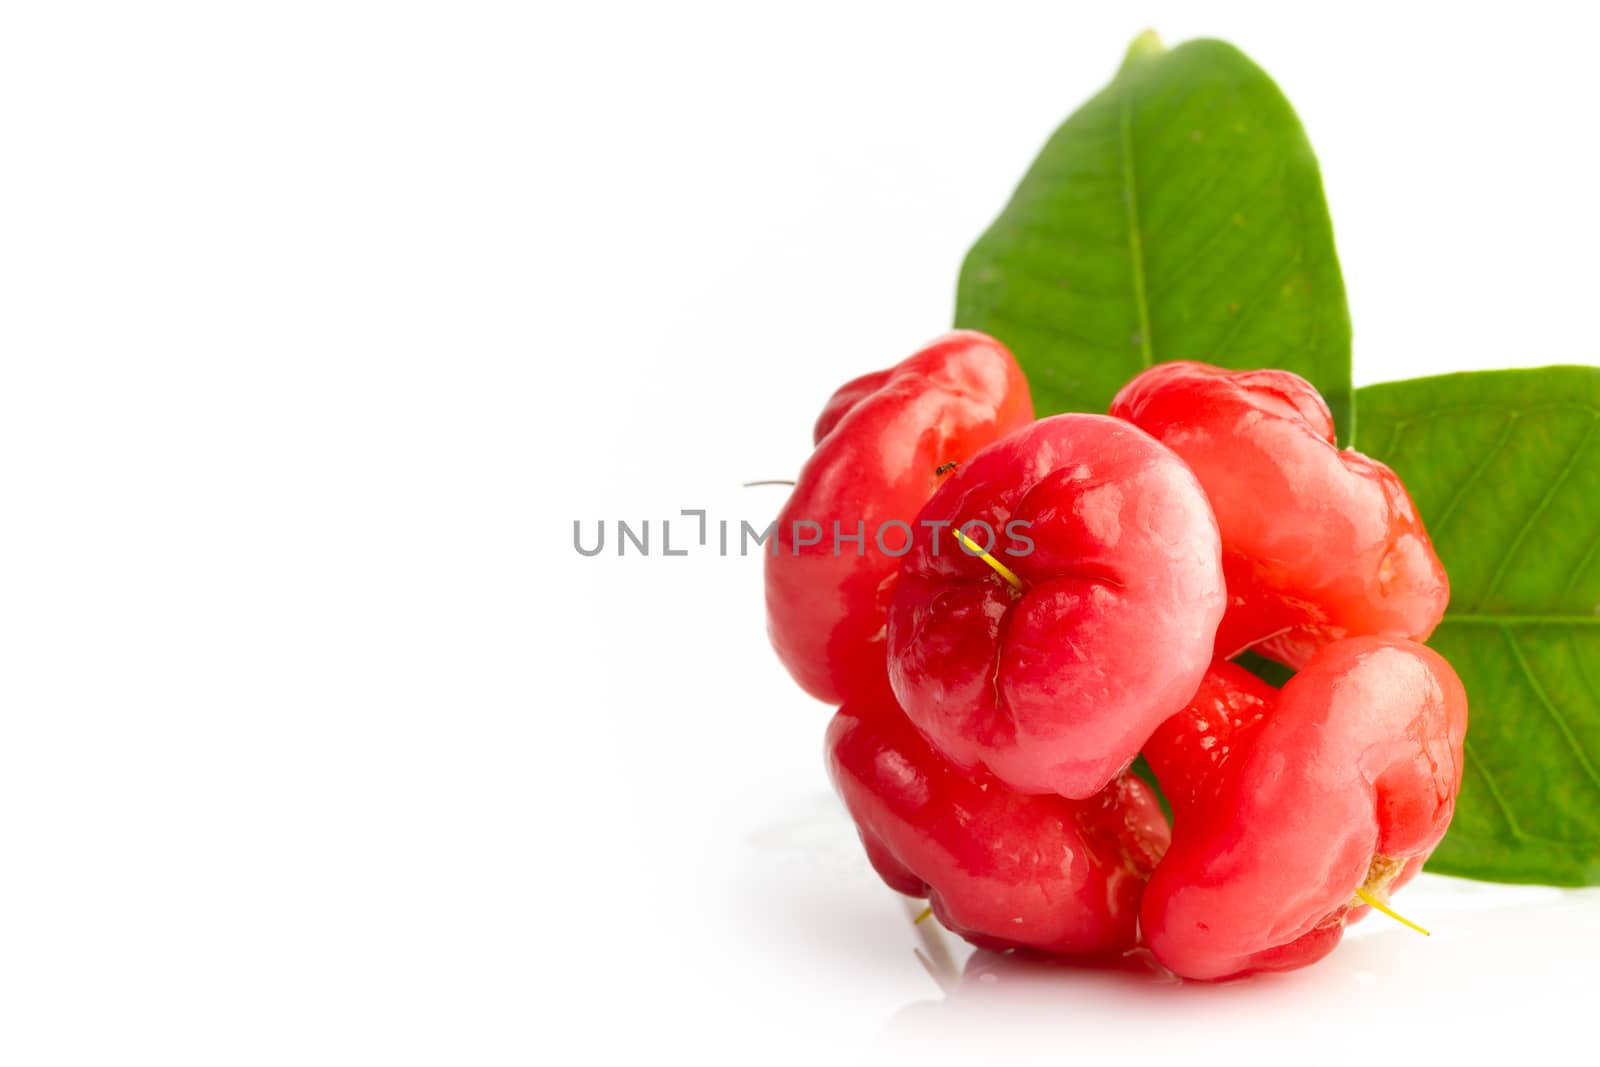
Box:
[952,527,1025,591]
[1354,886,1431,936]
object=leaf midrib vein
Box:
[1118,88,1154,368]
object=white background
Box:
[3,2,1598,1064]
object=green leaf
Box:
[1357,366,1600,885]
[956,33,1353,442]
[1233,649,1296,688]
[1129,754,1172,822]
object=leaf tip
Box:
[1122,29,1166,69]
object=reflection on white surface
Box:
[737,792,1600,1065]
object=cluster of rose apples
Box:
[763,331,1466,981]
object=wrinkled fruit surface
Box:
[1111,361,1448,668]
[766,330,1032,705]
[1140,636,1468,980]
[887,413,1225,798]
[827,688,1170,956]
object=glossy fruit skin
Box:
[766,331,1033,706]
[886,414,1225,798]
[1140,637,1468,981]
[1110,361,1448,668]
[827,689,1170,956]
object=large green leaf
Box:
[1358,366,1600,885]
[956,33,1353,441]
